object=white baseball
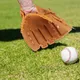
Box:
[61,47,78,64]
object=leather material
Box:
[20,6,72,51]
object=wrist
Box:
[23,6,37,14]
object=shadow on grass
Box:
[0,29,23,41]
[0,26,80,41]
[38,42,67,51]
[64,58,79,65]
[48,42,67,49]
[70,26,80,33]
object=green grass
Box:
[0,0,80,80]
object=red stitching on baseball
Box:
[65,48,71,63]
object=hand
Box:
[18,0,37,14]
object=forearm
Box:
[18,0,37,14]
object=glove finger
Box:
[32,29,48,48]
[44,21,60,40]
[49,17,71,35]
[21,29,40,51]
[45,12,68,26]
[51,13,68,26]
[38,24,54,45]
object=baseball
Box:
[61,47,78,64]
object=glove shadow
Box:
[38,42,67,51]
[70,26,80,33]
[0,28,23,41]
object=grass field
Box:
[0,0,80,80]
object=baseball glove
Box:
[20,6,72,51]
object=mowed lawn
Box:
[0,0,80,80]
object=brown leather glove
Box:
[20,6,72,51]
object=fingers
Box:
[45,12,68,26]
[21,29,40,51]
[44,21,60,40]
[32,29,48,48]
[38,24,54,45]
